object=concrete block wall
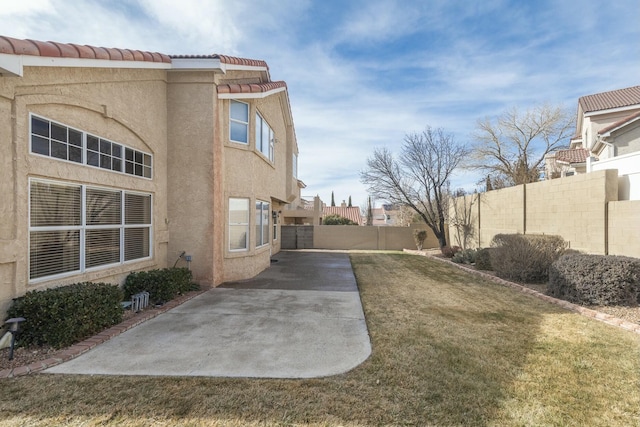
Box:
[525,170,617,253]
[312,225,440,251]
[608,200,640,258]
[449,169,640,258]
[478,185,524,247]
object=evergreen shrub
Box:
[490,234,567,283]
[6,282,123,349]
[123,267,197,304]
[548,254,640,306]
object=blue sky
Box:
[2,0,639,208]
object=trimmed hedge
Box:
[490,234,567,283]
[123,267,197,304]
[475,248,493,271]
[6,282,123,349]
[548,254,640,306]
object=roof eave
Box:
[217,86,287,100]
[0,53,171,77]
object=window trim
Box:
[229,197,250,252]
[255,200,270,248]
[255,111,274,162]
[28,178,153,283]
[229,100,249,144]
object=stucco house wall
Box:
[0,36,300,317]
[0,66,170,315]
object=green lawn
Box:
[1,253,638,426]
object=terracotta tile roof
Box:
[597,110,640,135]
[555,148,590,164]
[579,86,640,113]
[218,81,286,95]
[322,206,363,225]
[170,54,268,69]
[0,35,170,63]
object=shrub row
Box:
[123,267,197,304]
[490,234,567,283]
[451,248,477,265]
[474,248,494,270]
[440,245,461,258]
[6,282,123,349]
[549,254,640,306]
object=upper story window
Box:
[30,114,153,179]
[230,100,249,144]
[255,112,274,162]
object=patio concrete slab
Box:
[45,251,371,378]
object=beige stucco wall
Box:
[611,122,640,156]
[313,225,440,251]
[608,200,640,258]
[0,66,169,316]
[166,72,219,287]
[218,91,293,282]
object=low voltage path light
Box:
[4,317,25,361]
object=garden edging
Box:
[404,249,640,336]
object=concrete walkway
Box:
[45,251,371,378]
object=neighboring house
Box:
[322,202,363,225]
[545,86,640,183]
[0,36,300,315]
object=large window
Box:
[29,179,152,281]
[230,100,249,144]
[30,115,152,179]
[256,200,270,247]
[229,198,249,251]
[255,112,274,161]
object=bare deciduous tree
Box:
[472,104,574,186]
[360,127,468,248]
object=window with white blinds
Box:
[29,179,152,281]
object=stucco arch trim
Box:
[16,93,154,153]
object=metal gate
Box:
[281,225,313,249]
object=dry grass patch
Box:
[0,253,638,426]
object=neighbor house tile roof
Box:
[218,81,286,95]
[555,148,590,164]
[579,86,640,113]
[0,35,171,63]
[323,206,363,225]
[597,111,640,135]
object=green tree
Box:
[331,191,335,207]
[322,214,357,225]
